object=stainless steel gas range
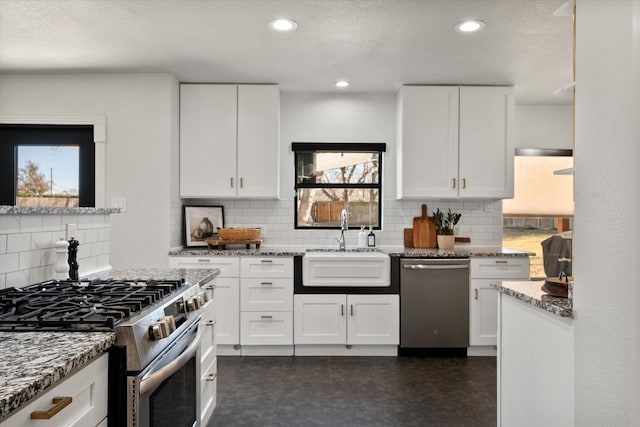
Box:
[0,270,215,427]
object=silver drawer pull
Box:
[206,373,217,382]
[495,260,508,264]
[197,259,211,263]
[260,315,273,320]
[205,284,217,289]
[261,282,273,286]
[261,259,273,263]
[205,320,216,326]
[474,289,479,300]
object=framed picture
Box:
[184,205,224,247]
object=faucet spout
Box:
[336,208,348,250]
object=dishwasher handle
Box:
[402,264,469,270]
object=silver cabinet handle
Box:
[350,305,354,316]
[205,373,217,382]
[205,320,216,326]
[462,178,467,189]
[230,177,234,188]
[204,284,216,289]
[474,289,479,300]
[240,177,244,188]
[495,260,508,264]
[340,304,344,316]
[261,282,273,286]
[261,259,273,263]
[260,315,273,320]
[452,178,456,189]
[197,259,211,263]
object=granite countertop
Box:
[490,280,573,318]
[0,206,121,215]
[170,246,532,258]
[0,267,217,421]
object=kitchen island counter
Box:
[0,267,217,421]
[490,279,573,318]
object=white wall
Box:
[574,1,640,425]
[514,105,573,149]
[0,73,180,268]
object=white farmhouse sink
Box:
[302,250,391,287]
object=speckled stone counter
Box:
[0,332,116,420]
[0,267,217,421]
[0,206,120,215]
[490,280,573,318]
[169,246,531,258]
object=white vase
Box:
[437,235,455,250]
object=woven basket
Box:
[217,227,261,241]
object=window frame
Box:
[292,142,386,230]
[0,124,96,207]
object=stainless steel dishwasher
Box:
[399,258,470,355]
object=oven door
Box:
[128,319,201,427]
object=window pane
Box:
[296,152,379,184]
[296,188,379,228]
[16,146,79,207]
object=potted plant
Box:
[432,208,461,250]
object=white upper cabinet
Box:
[397,85,514,199]
[180,84,280,198]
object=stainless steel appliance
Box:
[399,258,470,355]
[0,275,210,427]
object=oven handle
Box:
[139,326,201,396]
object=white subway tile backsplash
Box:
[0,253,19,274]
[0,235,6,254]
[0,274,5,289]
[19,215,43,233]
[42,215,63,231]
[0,216,20,234]
[7,233,31,253]
[6,270,29,288]
[31,231,53,250]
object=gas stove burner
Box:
[0,277,188,332]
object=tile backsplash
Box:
[180,198,503,249]
[0,214,111,288]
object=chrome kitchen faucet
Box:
[336,208,348,250]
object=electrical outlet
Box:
[484,201,494,212]
[66,223,77,240]
[112,196,127,212]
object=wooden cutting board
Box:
[412,204,437,248]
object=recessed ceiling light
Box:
[268,18,298,32]
[455,20,486,33]
[335,81,350,88]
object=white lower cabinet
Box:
[240,311,293,345]
[294,294,399,346]
[2,353,108,427]
[199,294,217,426]
[199,356,217,427]
[469,257,530,351]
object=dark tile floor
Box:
[209,356,497,427]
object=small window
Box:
[0,125,95,207]
[292,142,385,229]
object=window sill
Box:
[0,206,121,215]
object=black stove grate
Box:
[0,278,185,332]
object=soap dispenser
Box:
[358,226,368,248]
[367,227,376,247]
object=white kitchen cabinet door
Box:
[294,294,347,345]
[2,353,108,427]
[458,86,515,198]
[180,84,237,198]
[469,257,529,347]
[240,278,293,312]
[347,295,399,345]
[240,256,293,279]
[214,277,240,346]
[200,303,217,369]
[200,356,217,427]
[236,85,280,198]
[470,279,499,346]
[240,311,293,345]
[396,86,459,199]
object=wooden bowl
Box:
[217,227,261,241]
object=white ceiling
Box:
[0,0,574,104]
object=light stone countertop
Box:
[0,206,120,215]
[0,267,217,421]
[490,280,574,318]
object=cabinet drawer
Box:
[470,257,530,279]
[200,357,217,426]
[240,312,293,345]
[240,257,293,278]
[3,354,108,427]
[169,256,240,277]
[240,278,293,311]
[200,315,217,368]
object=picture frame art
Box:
[183,205,224,247]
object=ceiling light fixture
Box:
[335,81,350,88]
[455,20,486,33]
[268,18,298,32]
